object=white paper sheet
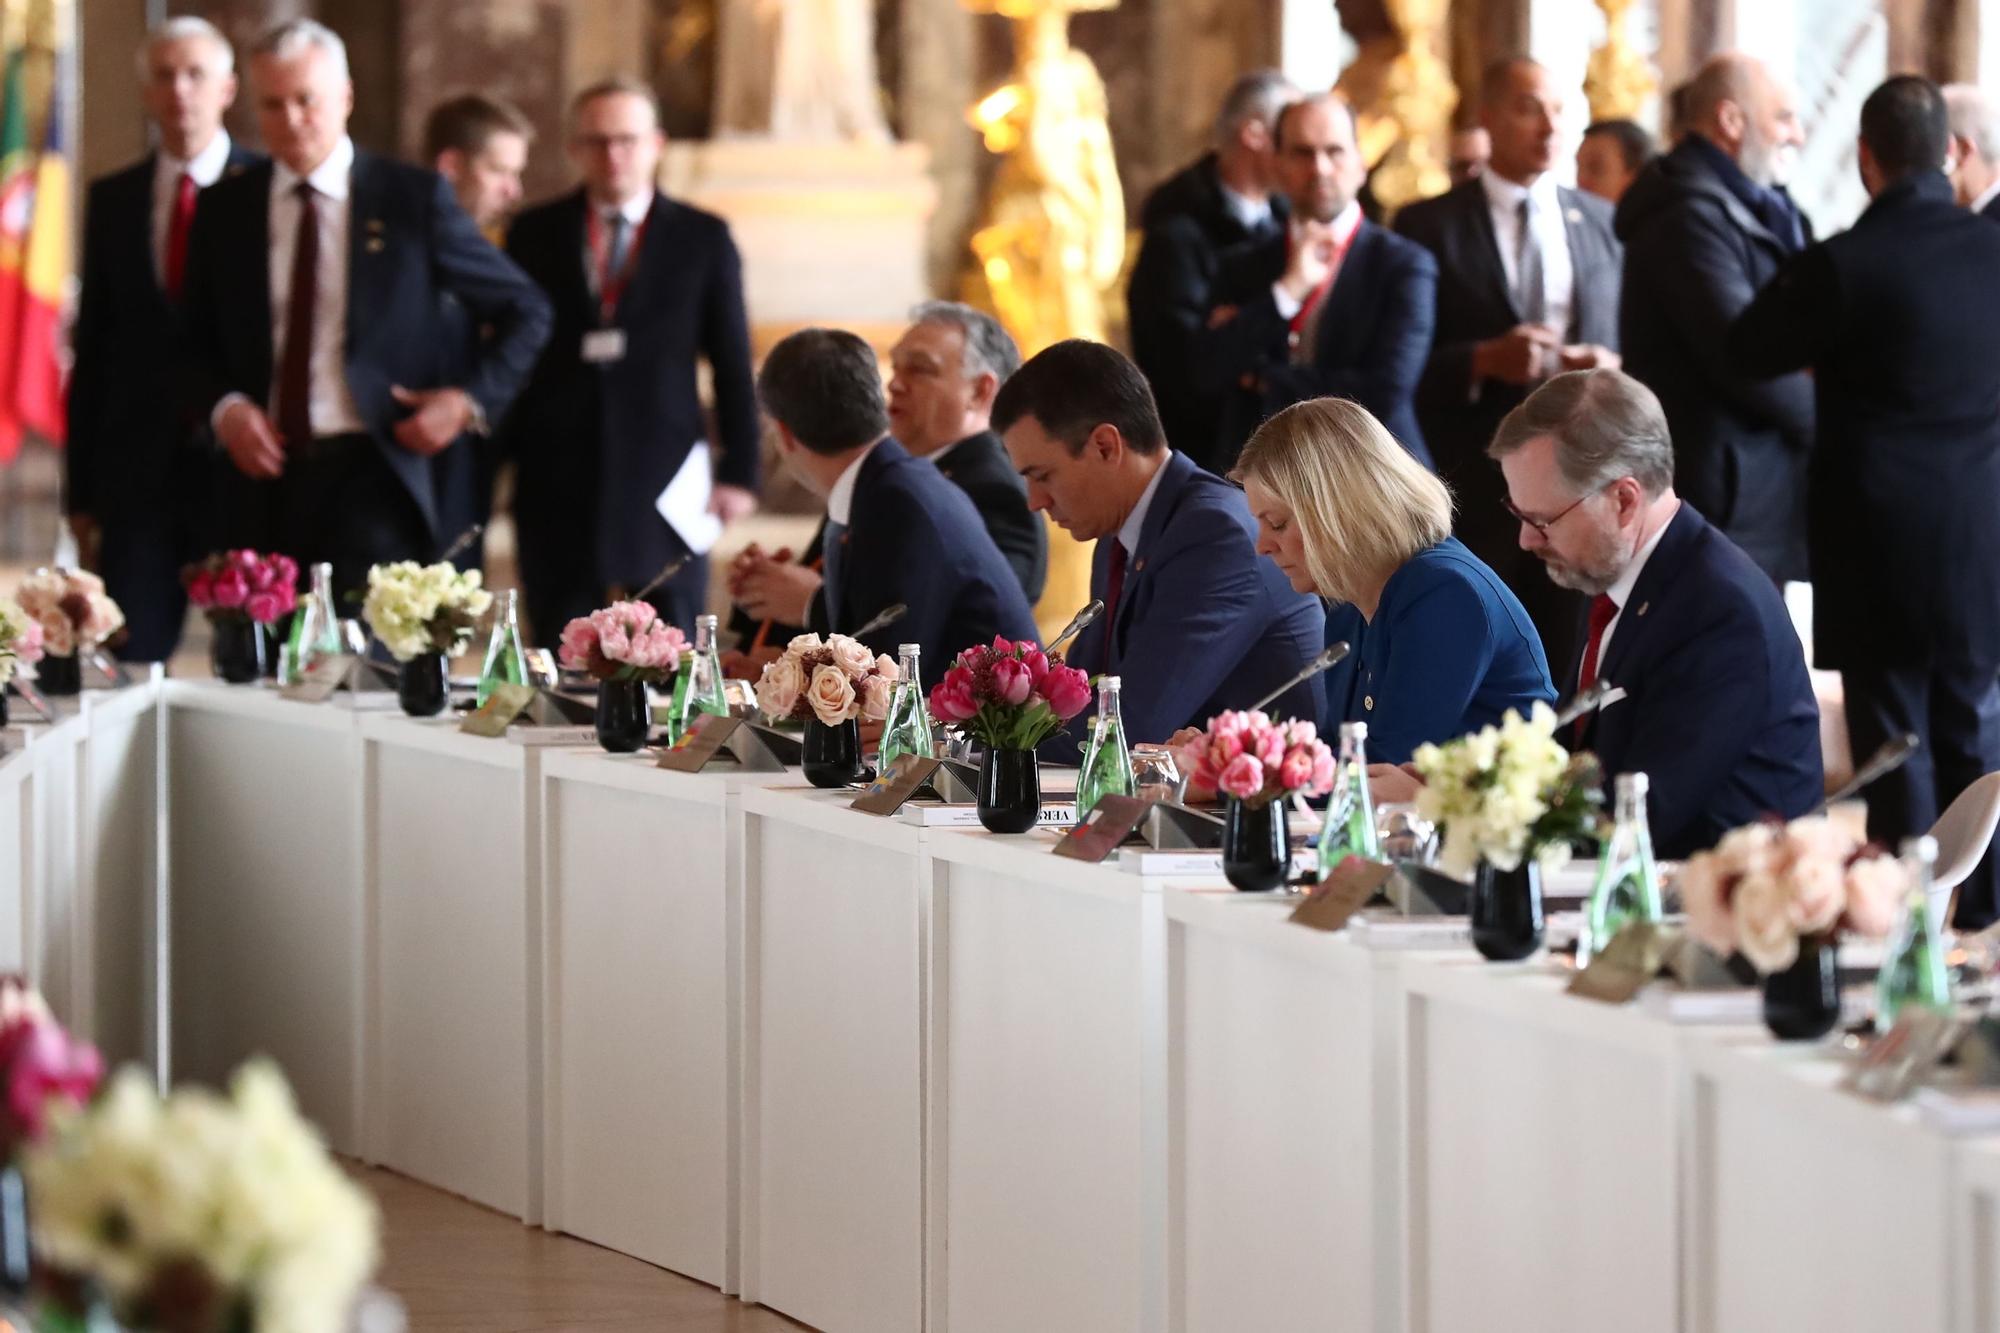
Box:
[655,441,724,555]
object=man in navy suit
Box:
[504,77,762,639]
[1489,369,1821,860]
[1396,56,1624,678]
[1944,84,2000,222]
[1197,92,1436,474]
[67,17,261,661]
[993,340,1326,759]
[1732,77,2000,927]
[755,328,1038,672]
[184,20,551,609]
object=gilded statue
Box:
[715,0,891,142]
[1585,0,1659,123]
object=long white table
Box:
[8,677,2000,1333]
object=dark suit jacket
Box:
[933,430,1046,604]
[182,149,551,545]
[1729,170,2000,671]
[1616,139,1815,582]
[68,143,261,524]
[1197,220,1437,473]
[503,188,759,592]
[1322,537,1555,766]
[823,438,1039,673]
[1057,451,1326,760]
[1570,503,1821,859]
[1394,178,1620,541]
[1128,154,1287,460]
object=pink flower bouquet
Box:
[15,568,124,658]
[1677,816,1909,974]
[1175,710,1336,809]
[0,975,101,1157]
[183,549,299,626]
[756,633,900,727]
[560,602,688,684]
[927,636,1092,751]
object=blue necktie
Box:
[822,519,847,629]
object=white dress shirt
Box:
[1269,201,1364,326]
[1973,177,2000,217]
[1594,500,1679,669]
[267,136,365,437]
[1117,452,1173,560]
[1481,169,1574,337]
[150,130,232,284]
[827,439,881,526]
[1218,182,1274,235]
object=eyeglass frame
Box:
[1503,484,1603,537]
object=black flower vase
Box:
[397,652,451,718]
[210,617,270,684]
[804,717,865,788]
[976,747,1041,832]
[0,687,9,727]
[594,677,651,753]
[1470,859,1545,960]
[1223,798,1292,891]
[1763,935,1842,1040]
[38,653,80,696]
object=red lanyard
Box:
[1289,212,1362,337]
[586,202,650,321]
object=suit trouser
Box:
[269,435,432,613]
[101,516,192,663]
[1842,659,2000,929]
[522,557,708,653]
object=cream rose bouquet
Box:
[1677,816,1908,974]
[0,597,44,689]
[1412,703,1604,879]
[755,633,899,727]
[361,561,493,662]
[15,568,123,658]
[25,1060,379,1333]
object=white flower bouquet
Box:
[1412,703,1605,879]
[0,597,44,688]
[1677,816,1907,974]
[361,561,493,662]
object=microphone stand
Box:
[1251,641,1350,713]
[1048,599,1106,657]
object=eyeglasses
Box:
[1503,490,1594,536]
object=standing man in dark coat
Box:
[1616,53,1813,585]
[183,20,551,609]
[1396,56,1623,671]
[1944,84,2000,221]
[67,17,261,661]
[1127,70,1295,461]
[1731,76,2000,928]
[503,77,761,640]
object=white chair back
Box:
[1928,771,2000,926]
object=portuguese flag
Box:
[0,48,30,460]
[0,41,68,460]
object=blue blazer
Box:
[1570,503,1822,860]
[1323,537,1555,765]
[1058,451,1326,759]
[823,437,1040,672]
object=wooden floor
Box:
[353,1165,810,1333]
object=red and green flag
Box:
[0,39,70,461]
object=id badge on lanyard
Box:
[583,204,648,363]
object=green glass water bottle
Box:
[690,614,729,719]
[1317,721,1380,880]
[281,561,344,684]
[1579,772,1663,966]
[665,649,697,744]
[1075,675,1137,819]
[476,587,529,708]
[1876,834,1953,1033]
[878,643,934,773]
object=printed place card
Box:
[458,682,537,736]
[1846,1008,1963,1103]
[655,712,746,772]
[1290,858,1393,932]
[1567,922,1677,1004]
[1054,795,1153,863]
[280,654,356,704]
[852,755,945,816]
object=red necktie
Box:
[1576,593,1619,695]
[1098,540,1128,672]
[163,171,196,300]
[277,181,319,451]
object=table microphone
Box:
[1814,732,1922,814]
[1250,641,1350,713]
[1048,599,1105,656]
[635,555,692,602]
[438,522,485,564]
[851,603,908,639]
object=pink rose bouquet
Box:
[183,549,299,626]
[560,601,688,684]
[1175,710,1336,809]
[756,633,899,726]
[15,568,124,658]
[927,636,1092,751]
[1677,815,1909,974]
[0,975,101,1157]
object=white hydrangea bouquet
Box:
[1412,703,1605,879]
[361,560,493,662]
[0,596,44,688]
[25,1060,379,1333]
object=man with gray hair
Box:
[1128,69,1296,461]
[1489,368,1821,858]
[66,16,262,661]
[1944,84,2000,220]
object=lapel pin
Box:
[365,237,385,253]
[1636,601,1649,617]
[1133,558,1146,572]
[1566,207,1582,224]
[367,218,385,232]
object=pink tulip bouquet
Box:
[183,549,299,627]
[1175,710,1336,809]
[0,975,102,1159]
[1677,816,1908,974]
[560,601,688,684]
[927,636,1092,751]
[756,632,899,726]
[15,568,123,658]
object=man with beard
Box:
[1195,91,1436,474]
[1615,53,1813,586]
[1488,368,1820,860]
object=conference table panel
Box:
[1955,1140,2000,1333]
[0,738,31,978]
[78,683,162,1073]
